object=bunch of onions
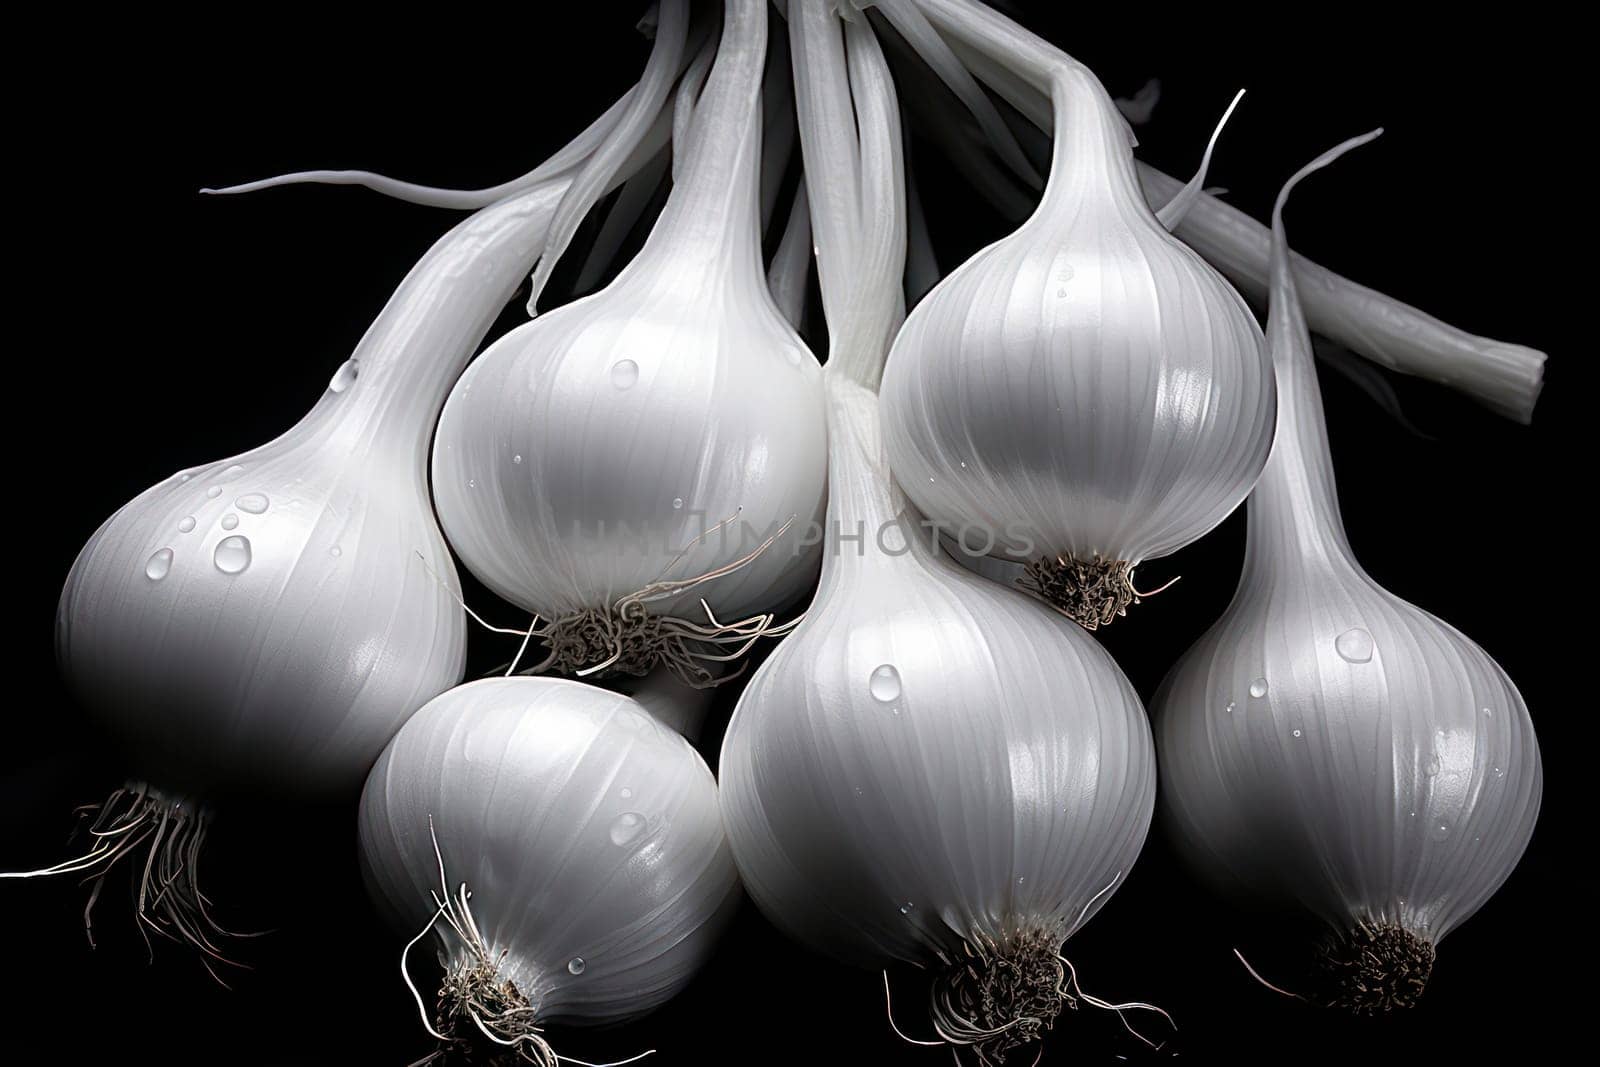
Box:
[430,0,827,688]
[1153,134,1541,1012]
[6,62,675,957]
[358,677,738,1064]
[720,8,1156,1063]
[15,9,1556,1064]
[879,0,1273,630]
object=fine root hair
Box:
[0,782,249,982]
[402,819,654,1067]
[512,511,804,688]
[1314,920,1435,1015]
[1016,554,1177,631]
[896,923,1172,1066]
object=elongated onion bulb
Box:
[721,375,1155,1061]
[358,678,738,1050]
[25,156,608,953]
[881,61,1272,629]
[1153,135,1541,1012]
[51,170,594,790]
[432,0,826,687]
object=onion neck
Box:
[910,0,1141,204]
[630,0,766,290]
[320,179,570,475]
[1244,200,1359,574]
[820,372,930,586]
[1033,64,1143,222]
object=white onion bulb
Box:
[57,371,467,796]
[880,59,1273,629]
[52,182,587,792]
[432,1,826,687]
[23,154,603,949]
[720,374,1155,1062]
[358,677,738,1058]
[1153,135,1542,1012]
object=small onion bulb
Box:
[1153,135,1542,1012]
[358,677,738,1059]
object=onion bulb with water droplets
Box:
[358,677,738,1064]
[9,86,672,961]
[1153,133,1542,1013]
[881,8,1273,631]
[431,0,827,689]
[720,376,1160,1063]
[721,11,1157,1062]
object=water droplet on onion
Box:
[1248,678,1268,698]
[213,535,251,575]
[608,812,646,846]
[1334,627,1374,663]
[610,359,639,389]
[145,548,173,581]
[328,360,358,393]
[869,664,902,702]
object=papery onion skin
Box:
[358,677,739,1027]
[1151,137,1541,1005]
[880,63,1273,597]
[719,375,1155,973]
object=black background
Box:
[3,5,1576,1065]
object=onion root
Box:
[0,782,246,981]
[1016,555,1141,631]
[1314,921,1435,1015]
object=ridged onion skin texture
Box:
[358,678,739,1026]
[880,65,1273,571]
[720,376,1155,970]
[1154,559,1542,944]
[57,382,466,796]
[1153,144,1540,973]
[431,262,827,623]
